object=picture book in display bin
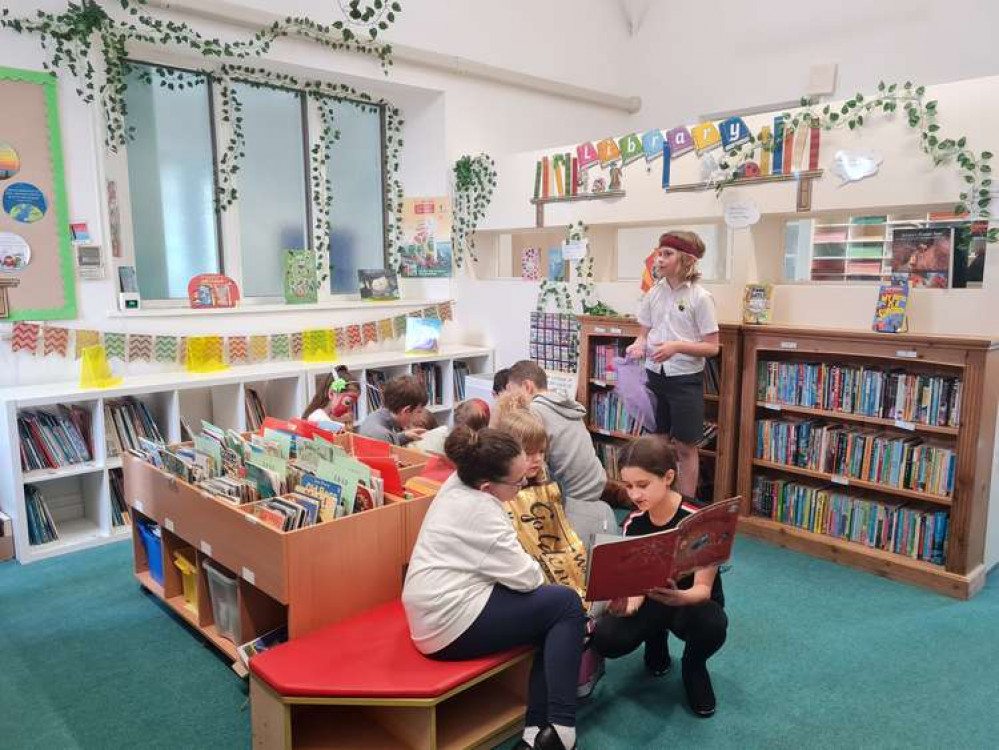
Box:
[585,496,741,601]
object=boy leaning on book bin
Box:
[357,374,428,446]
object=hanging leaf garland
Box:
[0,0,403,151]
[451,153,497,268]
[311,98,341,285]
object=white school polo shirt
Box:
[636,279,719,376]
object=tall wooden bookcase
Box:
[576,315,740,503]
[736,325,999,598]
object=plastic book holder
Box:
[79,345,122,389]
[186,336,228,373]
[302,329,337,362]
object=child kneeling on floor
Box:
[590,434,728,718]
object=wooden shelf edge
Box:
[755,401,960,437]
[751,459,953,506]
[738,516,982,599]
[530,190,626,205]
[664,169,823,193]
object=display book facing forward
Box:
[585,497,741,601]
[127,417,405,533]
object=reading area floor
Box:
[2,537,998,750]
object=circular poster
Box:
[0,144,19,180]
[0,232,31,271]
[3,182,48,223]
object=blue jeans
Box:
[430,584,585,727]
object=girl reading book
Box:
[590,434,727,718]
[403,426,585,750]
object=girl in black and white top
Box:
[591,434,728,718]
[403,426,585,750]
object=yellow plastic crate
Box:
[173,549,199,615]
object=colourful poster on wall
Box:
[400,196,452,278]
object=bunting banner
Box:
[378,318,394,341]
[393,315,408,339]
[104,332,126,361]
[290,332,304,360]
[346,325,362,350]
[11,322,39,355]
[127,334,154,362]
[334,327,348,353]
[43,326,69,357]
[154,335,179,364]
[438,301,453,322]
[361,321,378,346]
[270,333,291,361]
[227,336,249,365]
[75,329,100,359]
[250,335,270,363]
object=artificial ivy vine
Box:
[0,0,403,150]
[713,80,999,240]
[451,153,497,268]
[536,221,619,316]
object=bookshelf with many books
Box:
[0,345,493,564]
[576,316,741,503]
[736,325,999,598]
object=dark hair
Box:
[444,426,522,489]
[492,368,510,395]
[454,399,490,431]
[507,360,547,390]
[383,374,428,412]
[620,434,679,483]
[302,366,359,419]
[410,407,438,431]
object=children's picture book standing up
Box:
[585,497,741,601]
[872,276,910,333]
[400,197,453,278]
[283,249,319,304]
[742,283,773,324]
[405,316,442,354]
[357,269,400,300]
[889,227,953,288]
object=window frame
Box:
[107,54,390,308]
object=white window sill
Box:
[106,299,445,318]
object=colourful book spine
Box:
[783,127,794,174]
[772,117,784,174]
[565,153,571,196]
[542,156,550,198]
[553,154,565,197]
[661,142,671,188]
[571,156,578,196]
[809,126,820,170]
[533,160,542,199]
[759,125,772,175]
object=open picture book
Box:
[585,496,741,601]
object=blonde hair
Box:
[491,390,534,425]
[496,409,547,455]
[662,230,703,283]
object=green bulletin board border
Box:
[0,65,77,321]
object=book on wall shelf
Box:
[575,316,741,504]
[737,325,998,599]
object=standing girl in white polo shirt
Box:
[625,231,719,497]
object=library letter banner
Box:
[399,197,453,278]
[0,67,77,320]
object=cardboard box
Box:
[0,510,14,562]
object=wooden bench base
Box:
[251,652,532,749]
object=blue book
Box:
[772,117,785,174]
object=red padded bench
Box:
[249,600,532,749]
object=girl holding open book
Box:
[591,434,727,718]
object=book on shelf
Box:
[237,626,288,668]
[18,406,93,472]
[454,361,470,401]
[24,485,59,545]
[756,360,962,428]
[366,370,387,411]
[755,418,956,497]
[590,390,646,435]
[245,387,266,432]
[413,362,444,405]
[104,397,165,457]
[703,357,721,395]
[585,497,741,600]
[109,468,129,527]
[751,475,948,564]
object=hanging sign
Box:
[617,133,644,166]
[596,138,621,166]
[665,126,694,158]
[720,117,750,150]
[576,142,599,171]
[691,121,722,154]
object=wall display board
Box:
[0,67,76,320]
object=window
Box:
[783,212,987,288]
[123,64,221,300]
[119,62,388,304]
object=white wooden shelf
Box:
[0,343,493,564]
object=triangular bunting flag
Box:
[361,321,378,346]
[127,334,153,362]
[271,333,291,360]
[75,329,100,359]
[250,335,269,363]
[393,316,407,338]
[346,325,362,350]
[11,322,40,355]
[154,336,179,363]
[378,319,394,341]
[291,332,304,359]
[438,301,453,322]
[42,326,69,357]
[618,133,644,166]
[335,328,348,352]
[227,336,248,365]
[423,305,440,321]
[104,332,126,360]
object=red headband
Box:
[658,234,703,260]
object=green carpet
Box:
[2,537,998,749]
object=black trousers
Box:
[591,598,727,666]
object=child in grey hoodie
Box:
[506,360,618,547]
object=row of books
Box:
[245,387,266,432]
[110,468,129,528]
[751,475,948,564]
[533,153,579,199]
[590,391,647,435]
[591,342,626,382]
[594,420,718,478]
[699,421,719,449]
[756,361,962,428]
[25,485,59,545]
[104,397,165,457]
[755,418,956,497]
[413,362,445,406]
[454,361,470,401]
[366,370,387,411]
[18,407,93,472]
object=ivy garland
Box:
[0,0,403,151]
[451,153,497,268]
[536,221,619,316]
[712,80,999,241]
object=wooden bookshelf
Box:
[737,325,999,598]
[576,315,740,503]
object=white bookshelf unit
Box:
[0,344,492,564]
